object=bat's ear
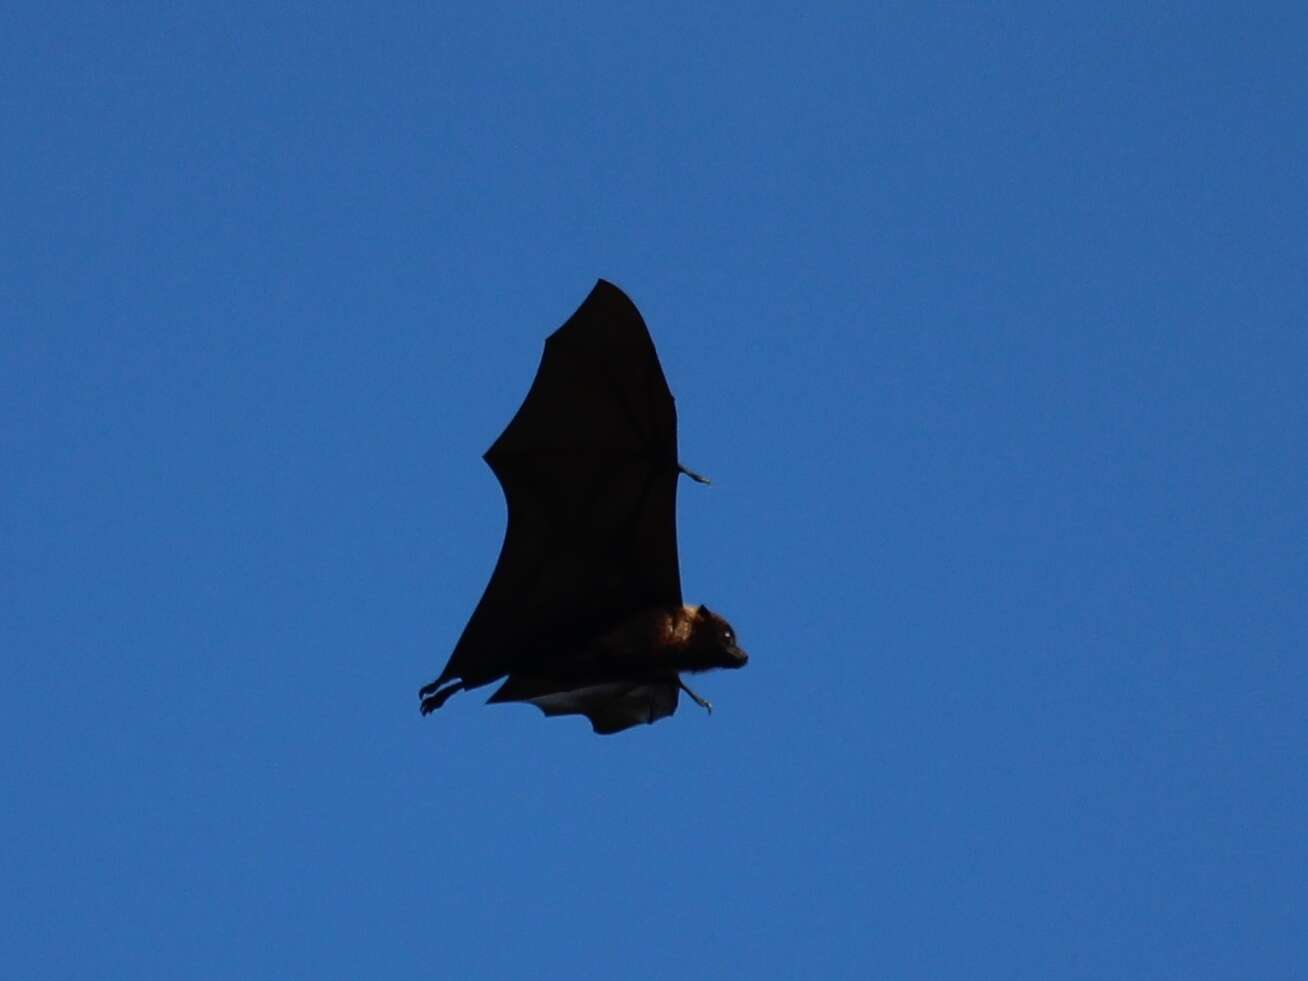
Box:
[697,604,713,620]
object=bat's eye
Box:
[722,629,734,644]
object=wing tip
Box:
[591,277,637,311]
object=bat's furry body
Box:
[486,605,746,734]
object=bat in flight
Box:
[418,279,747,734]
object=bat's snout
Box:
[726,645,749,668]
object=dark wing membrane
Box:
[440,280,682,690]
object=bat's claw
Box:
[678,463,711,485]
[678,679,713,715]
[419,680,464,714]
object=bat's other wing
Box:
[520,680,681,735]
[437,280,683,692]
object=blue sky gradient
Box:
[5,4,1305,978]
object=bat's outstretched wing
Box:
[432,279,682,694]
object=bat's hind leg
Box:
[419,677,465,715]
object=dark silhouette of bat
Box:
[418,279,747,734]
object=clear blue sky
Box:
[5,4,1304,978]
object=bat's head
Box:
[680,605,749,672]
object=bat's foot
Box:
[419,679,464,715]
[678,678,713,715]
